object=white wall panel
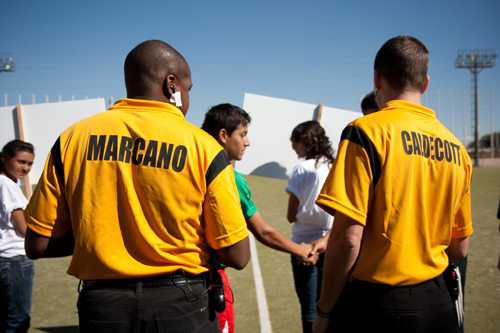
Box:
[239,93,360,179]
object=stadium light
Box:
[0,53,15,74]
[455,49,497,167]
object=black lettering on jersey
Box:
[143,140,158,167]
[422,135,431,158]
[87,135,188,172]
[172,146,187,172]
[435,138,444,161]
[411,132,422,156]
[87,135,106,160]
[340,126,381,188]
[402,131,412,155]
[50,136,65,189]
[450,142,461,166]
[400,131,461,166]
[206,150,231,187]
[132,138,145,165]
[119,136,134,163]
[157,143,174,169]
[104,135,118,161]
[444,140,452,163]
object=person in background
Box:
[202,103,317,333]
[23,40,249,332]
[286,120,335,333]
[360,91,379,116]
[313,35,473,333]
[0,139,35,333]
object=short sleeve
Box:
[0,178,28,227]
[202,163,248,250]
[24,149,71,238]
[315,137,373,225]
[285,164,305,200]
[235,173,257,219]
[452,186,473,239]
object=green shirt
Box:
[234,171,258,219]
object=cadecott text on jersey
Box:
[401,131,462,166]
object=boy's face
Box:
[222,123,250,161]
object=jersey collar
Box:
[381,100,436,118]
[109,98,185,119]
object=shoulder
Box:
[234,170,244,180]
[0,176,26,207]
[0,175,17,191]
[234,171,249,188]
[292,159,317,173]
[288,160,318,185]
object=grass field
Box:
[28,168,500,332]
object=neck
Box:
[127,93,169,103]
[0,171,16,183]
[378,89,422,107]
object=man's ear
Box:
[421,75,430,94]
[163,75,176,99]
[218,128,228,145]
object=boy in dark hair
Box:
[313,35,473,333]
[360,91,379,116]
[202,103,316,333]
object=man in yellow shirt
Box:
[313,35,473,332]
[24,40,250,332]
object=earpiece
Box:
[169,84,183,108]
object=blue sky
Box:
[1,0,499,145]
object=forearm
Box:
[317,212,363,313]
[247,212,302,256]
[214,236,250,270]
[11,209,28,238]
[25,227,75,259]
[447,236,469,261]
[252,225,302,256]
[287,193,299,223]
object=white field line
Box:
[249,233,273,333]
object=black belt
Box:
[352,274,444,290]
[82,271,207,289]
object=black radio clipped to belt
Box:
[209,267,226,313]
[443,263,460,301]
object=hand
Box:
[312,315,331,333]
[309,236,328,256]
[297,242,318,265]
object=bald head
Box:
[124,40,190,102]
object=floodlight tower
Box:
[455,49,497,167]
[0,53,15,73]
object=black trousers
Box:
[329,275,456,333]
[77,275,219,333]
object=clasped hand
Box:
[297,235,328,265]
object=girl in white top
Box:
[285,121,335,333]
[0,139,35,332]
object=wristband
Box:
[315,303,333,318]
